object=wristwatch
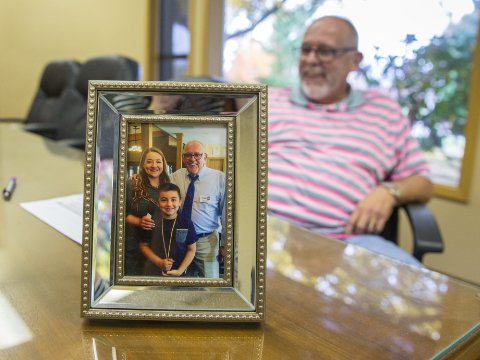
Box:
[381,182,401,204]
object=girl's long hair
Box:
[132,147,170,205]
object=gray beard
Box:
[300,80,331,103]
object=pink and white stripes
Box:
[267,87,429,238]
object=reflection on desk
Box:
[267,217,480,359]
[269,217,450,338]
[83,327,264,359]
[1,123,480,359]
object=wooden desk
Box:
[1,124,480,359]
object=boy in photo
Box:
[140,183,198,276]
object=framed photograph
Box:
[80,80,268,321]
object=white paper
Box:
[20,194,83,245]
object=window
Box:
[152,0,190,81]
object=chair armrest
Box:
[23,122,58,138]
[402,203,444,262]
[57,137,85,150]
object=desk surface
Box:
[1,124,480,359]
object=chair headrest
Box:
[40,60,81,97]
[75,55,141,97]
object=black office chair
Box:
[22,60,81,137]
[380,203,444,263]
[55,55,143,149]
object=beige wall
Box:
[0,0,150,118]
[400,129,480,285]
[402,127,480,285]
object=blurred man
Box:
[268,16,432,265]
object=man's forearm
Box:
[390,175,433,204]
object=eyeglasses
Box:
[299,45,357,62]
[182,152,204,160]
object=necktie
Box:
[182,173,198,220]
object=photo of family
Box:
[123,123,227,279]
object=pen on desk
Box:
[3,176,17,201]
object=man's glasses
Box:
[183,152,204,160]
[299,45,357,62]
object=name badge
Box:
[200,195,210,203]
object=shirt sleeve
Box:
[139,212,160,244]
[389,113,431,181]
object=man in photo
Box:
[171,140,226,278]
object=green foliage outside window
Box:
[361,12,478,153]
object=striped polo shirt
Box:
[268,86,430,238]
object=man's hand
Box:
[218,246,225,263]
[345,186,396,235]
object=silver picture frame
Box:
[80,80,267,321]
